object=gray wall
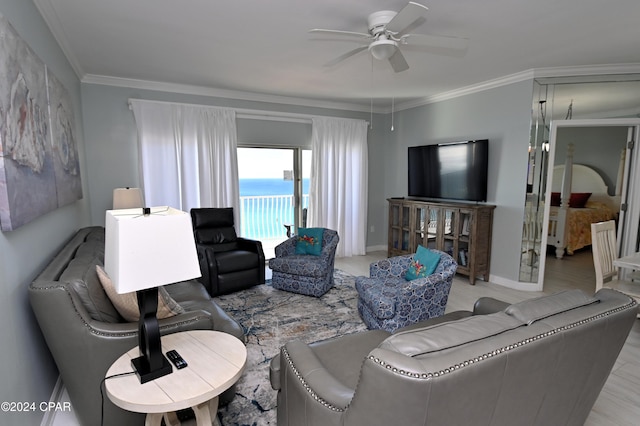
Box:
[80,84,388,246]
[381,81,535,283]
[0,1,90,425]
[80,80,536,283]
[365,113,393,249]
[237,118,312,148]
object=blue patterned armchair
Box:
[355,250,457,332]
[268,229,339,297]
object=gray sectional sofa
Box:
[270,288,638,426]
[29,227,245,426]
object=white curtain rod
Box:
[127,98,368,126]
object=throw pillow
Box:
[294,227,324,256]
[569,192,592,208]
[405,245,441,281]
[96,265,184,322]
[550,192,592,208]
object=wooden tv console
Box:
[387,198,495,285]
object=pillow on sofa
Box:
[294,227,324,256]
[59,245,121,322]
[405,245,440,280]
[95,265,184,322]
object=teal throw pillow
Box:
[405,245,441,280]
[294,227,324,256]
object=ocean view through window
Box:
[238,148,311,254]
[239,177,310,239]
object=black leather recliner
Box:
[191,207,265,296]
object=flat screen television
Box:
[408,139,489,202]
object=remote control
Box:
[166,349,188,369]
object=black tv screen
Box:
[408,139,489,202]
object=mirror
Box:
[519,82,549,282]
[519,75,640,283]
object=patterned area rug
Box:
[213,270,367,425]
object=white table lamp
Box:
[104,206,201,383]
[112,187,144,209]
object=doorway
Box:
[237,147,311,258]
[538,118,640,291]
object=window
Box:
[237,147,311,258]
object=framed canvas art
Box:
[0,14,82,231]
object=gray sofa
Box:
[270,288,637,426]
[29,227,245,426]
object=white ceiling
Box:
[34,0,640,111]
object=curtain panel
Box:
[309,117,368,257]
[130,100,241,227]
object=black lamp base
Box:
[132,287,173,384]
[131,353,172,384]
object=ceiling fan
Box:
[309,2,468,73]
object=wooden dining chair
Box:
[590,220,640,303]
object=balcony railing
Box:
[239,194,309,240]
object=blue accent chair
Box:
[355,250,457,332]
[268,229,339,297]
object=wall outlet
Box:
[370,225,375,233]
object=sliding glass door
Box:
[237,147,310,258]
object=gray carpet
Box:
[213,270,366,425]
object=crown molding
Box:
[391,69,536,113]
[392,63,640,113]
[532,63,640,81]
[82,63,640,116]
[81,74,386,114]
[33,0,84,79]
[386,63,640,113]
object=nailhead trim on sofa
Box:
[282,297,636,410]
[367,299,636,378]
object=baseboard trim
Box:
[490,274,543,292]
[366,244,387,253]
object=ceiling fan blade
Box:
[309,29,371,39]
[324,46,368,67]
[388,49,409,73]
[395,17,427,38]
[402,33,469,51]
[386,2,429,34]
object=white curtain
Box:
[130,100,241,226]
[309,117,368,257]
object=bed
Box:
[547,144,622,259]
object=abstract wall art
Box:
[0,13,82,231]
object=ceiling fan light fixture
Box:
[369,38,397,60]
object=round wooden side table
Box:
[105,330,246,426]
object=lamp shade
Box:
[113,187,144,209]
[104,207,201,294]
